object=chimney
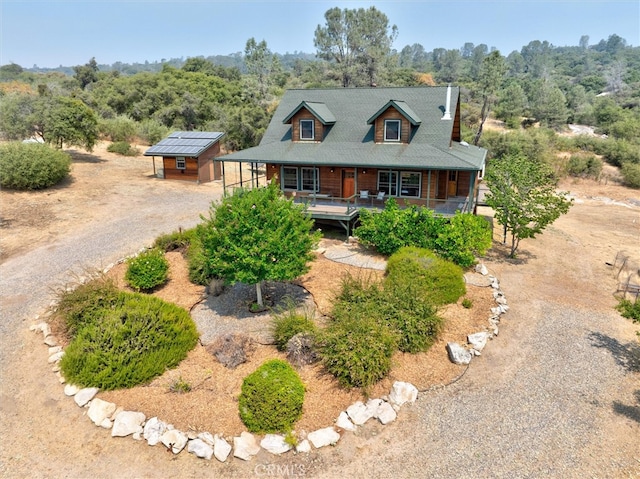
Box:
[441,84,452,120]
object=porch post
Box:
[426,170,431,208]
[468,172,477,214]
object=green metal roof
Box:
[219,87,487,171]
[367,100,421,126]
[282,101,336,125]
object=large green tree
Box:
[314,6,397,87]
[37,96,99,150]
[199,181,321,307]
[484,155,572,258]
[473,50,506,145]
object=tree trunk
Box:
[255,281,263,307]
[473,96,489,146]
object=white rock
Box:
[143,417,168,446]
[499,304,510,313]
[491,306,502,315]
[73,387,99,407]
[365,398,383,419]
[346,401,374,426]
[475,263,489,275]
[160,429,188,454]
[99,418,113,429]
[87,398,117,426]
[335,411,357,431]
[132,432,143,441]
[496,296,508,305]
[44,336,58,347]
[48,346,63,355]
[467,332,489,351]
[64,384,80,396]
[260,434,292,455]
[197,432,215,446]
[389,381,418,406]
[491,280,500,289]
[57,373,66,384]
[446,342,472,365]
[296,439,311,453]
[308,427,340,448]
[48,351,65,363]
[233,432,260,460]
[112,411,146,437]
[213,434,232,462]
[376,401,397,425]
[30,322,51,336]
[188,438,214,460]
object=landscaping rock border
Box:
[29,259,507,464]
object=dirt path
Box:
[1,146,639,478]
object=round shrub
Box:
[59,291,199,390]
[385,247,465,306]
[319,315,398,390]
[125,248,169,291]
[0,142,71,190]
[107,141,139,156]
[238,359,305,433]
[272,304,317,351]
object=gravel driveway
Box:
[0,154,638,478]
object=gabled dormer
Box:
[283,101,336,142]
[367,100,422,144]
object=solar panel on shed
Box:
[144,131,224,157]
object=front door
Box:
[342,170,355,198]
[448,170,458,196]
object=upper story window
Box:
[176,157,186,169]
[300,119,315,140]
[384,119,401,142]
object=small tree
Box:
[199,180,320,307]
[485,155,572,258]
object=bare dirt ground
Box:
[1,141,639,478]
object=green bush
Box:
[125,248,169,291]
[566,153,603,179]
[107,141,139,156]
[621,162,640,189]
[616,298,640,322]
[271,301,317,351]
[0,142,71,190]
[137,119,170,146]
[99,115,137,142]
[386,247,465,306]
[238,359,305,433]
[434,213,493,267]
[59,291,199,390]
[186,227,212,285]
[319,313,398,390]
[154,228,197,252]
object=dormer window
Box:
[300,119,315,140]
[384,119,401,142]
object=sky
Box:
[1,0,639,68]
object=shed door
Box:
[342,170,355,198]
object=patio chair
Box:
[375,191,386,203]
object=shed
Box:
[144,131,225,183]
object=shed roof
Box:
[218,87,487,171]
[144,131,224,157]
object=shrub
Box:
[621,162,640,189]
[169,377,192,393]
[434,213,493,267]
[271,300,317,351]
[386,247,465,306]
[154,227,197,252]
[125,248,169,291]
[319,314,398,390]
[616,299,640,322]
[99,116,137,142]
[238,359,305,433]
[462,298,473,309]
[59,291,199,390]
[107,141,138,156]
[566,153,603,179]
[0,142,71,190]
[137,119,170,146]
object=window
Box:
[301,167,320,192]
[384,119,401,142]
[377,171,398,196]
[176,157,186,169]
[300,119,315,140]
[377,170,421,198]
[282,167,298,190]
[281,167,320,191]
[400,172,421,197]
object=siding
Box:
[290,109,324,142]
[373,107,411,144]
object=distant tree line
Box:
[0,7,638,185]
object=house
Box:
[217,86,487,234]
[144,131,225,183]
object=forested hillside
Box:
[1,6,638,186]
